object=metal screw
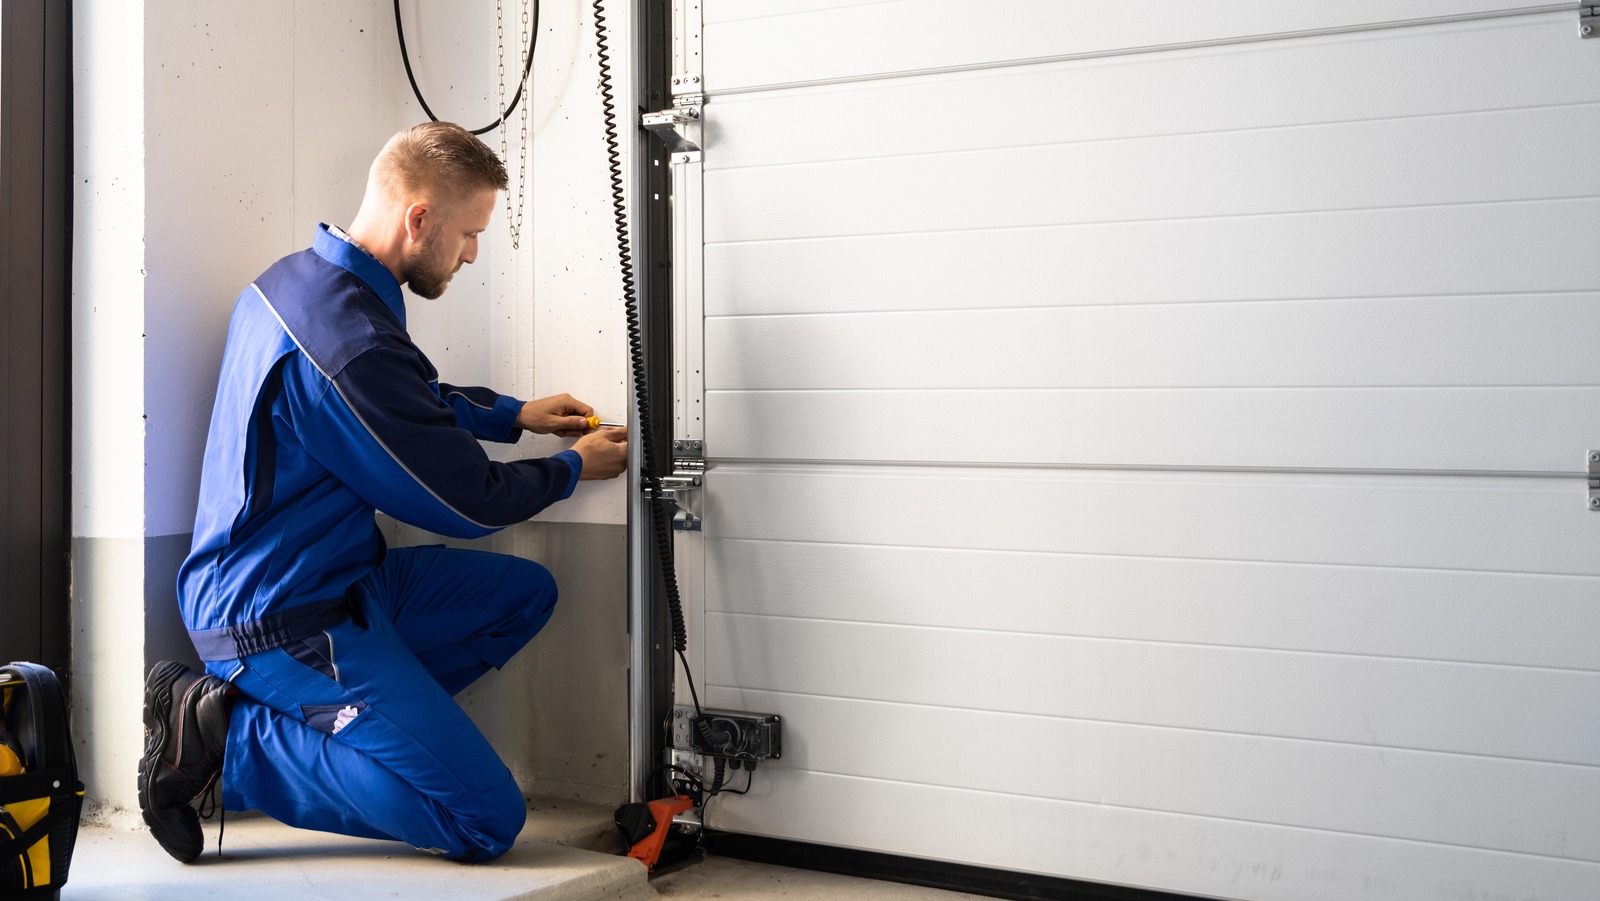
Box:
[673,76,681,84]
[1590,452,1599,463]
[1591,497,1600,509]
[1586,24,1594,36]
[690,75,700,83]
[680,154,692,163]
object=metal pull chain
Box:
[497,0,532,249]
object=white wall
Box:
[72,0,632,822]
[430,0,633,527]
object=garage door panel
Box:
[706,767,1600,900]
[687,4,1600,893]
[705,615,1600,766]
[708,467,1600,576]
[705,104,1600,244]
[704,540,1600,671]
[707,14,1599,170]
[706,297,1600,390]
[704,1,1562,91]
[706,388,1600,472]
[705,200,1600,317]
[705,689,1600,861]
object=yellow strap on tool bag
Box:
[1,739,54,887]
[1,671,80,892]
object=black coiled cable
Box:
[389,0,711,801]
[593,1,702,718]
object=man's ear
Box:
[403,201,430,242]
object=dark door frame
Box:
[1,0,73,674]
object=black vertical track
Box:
[637,0,677,794]
[0,0,73,676]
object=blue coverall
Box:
[177,224,583,860]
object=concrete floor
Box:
[63,801,991,901]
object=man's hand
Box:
[573,427,628,480]
[517,394,593,437]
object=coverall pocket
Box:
[300,701,369,736]
[286,631,339,682]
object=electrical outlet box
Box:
[672,706,782,762]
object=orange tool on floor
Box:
[624,795,695,870]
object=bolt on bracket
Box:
[642,108,701,162]
[656,440,705,529]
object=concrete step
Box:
[522,797,629,855]
[64,800,654,901]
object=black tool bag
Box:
[0,663,84,900]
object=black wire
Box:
[591,2,650,496]
[393,0,721,814]
[649,763,705,802]
[593,0,705,725]
[715,766,755,796]
[703,763,755,835]
[393,0,540,136]
[708,756,725,795]
[650,757,751,809]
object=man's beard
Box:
[401,228,455,300]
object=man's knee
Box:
[495,557,558,642]
[508,556,556,606]
[453,780,527,861]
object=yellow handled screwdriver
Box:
[585,416,625,430]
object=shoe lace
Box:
[197,780,225,857]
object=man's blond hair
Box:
[373,121,508,204]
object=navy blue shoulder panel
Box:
[253,249,430,383]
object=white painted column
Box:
[71,0,148,826]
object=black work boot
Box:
[137,660,236,863]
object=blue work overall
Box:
[178,225,582,860]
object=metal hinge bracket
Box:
[1588,450,1600,511]
[658,440,705,530]
[1584,5,1599,38]
[670,72,704,101]
[642,89,703,162]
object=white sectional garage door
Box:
[678,4,1600,898]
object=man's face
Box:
[402,188,497,300]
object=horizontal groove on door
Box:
[704,3,1575,96]
[708,458,1591,479]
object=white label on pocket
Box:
[331,705,360,734]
